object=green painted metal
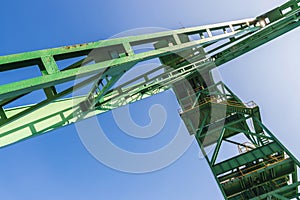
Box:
[178,79,300,199]
[172,11,300,193]
[0,57,214,147]
[0,18,256,67]
[0,0,300,199]
[0,24,256,100]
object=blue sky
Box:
[1,0,300,199]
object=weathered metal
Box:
[0,0,300,199]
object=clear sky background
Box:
[0,0,300,199]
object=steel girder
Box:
[0,1,300,199]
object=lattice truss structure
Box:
[0,1,300,199]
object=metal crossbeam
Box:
[0,58,213,147]
[0,18,256,67]
[0,19,257,101]
[0,1,300,199]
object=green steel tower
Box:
[0,0,300,199]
